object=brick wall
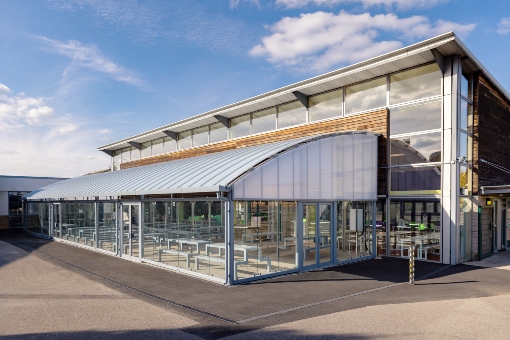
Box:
[474,75,510,190]
[121,109,389,195]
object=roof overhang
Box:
[98,32,509,152]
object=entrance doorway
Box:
[52,204,60,239]
[480,206,494,258]
[302,203,333,268]
[121,204,140,258]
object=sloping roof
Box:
[26,132,374,200]
[98,32,509,152]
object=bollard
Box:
[409,244,415,285]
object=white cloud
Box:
[276,0,448,10]
[0,83,111,177]
[0,84,55,126]
[497,18,510,35]
[250,11,475,71]
[230,0,261,9]
[98,128,111,134]
[38,36,142,86]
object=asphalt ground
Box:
[1,231,510,339]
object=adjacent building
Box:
[0,176,65,230]
[24,32,510,285]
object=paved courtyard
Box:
[1,232,509,339]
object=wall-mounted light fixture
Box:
[486,198,492,206]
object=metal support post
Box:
[409,244,416,285]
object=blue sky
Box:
[1,0,509,177]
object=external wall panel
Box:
[232,133,378,201]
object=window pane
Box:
[152,138,164,155]
[113,150,121,170]
[390,132,441,166]
[141,142,151,158]
[309,88,342,121]
[251,108,276,135]
[390,166,441,195]
[130,146,140,160]
[210,122,227,143]
[390,100,441,136]
[163,137,177,153]
[278,101,306,129]
[460,100,473,133]
[460,165,471,195]
[193,126,209,147]
[390,64,441,104]
[230,114,250,139]
[345,77,386,115]
[461,74,470,100]
[120,147,130,162]
[459,132,472,163]
[178,130,192,150]
[388,199,441,261]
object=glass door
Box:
[121,204,140,258]
[52,204,61,238]
[506,201,510,250]
[302,203,332,268]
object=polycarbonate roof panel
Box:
[26,136,327,200]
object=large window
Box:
[152,138,164,156]
[163,137,177,153]
[309,89,343,122]
[8,192,29,228]
[345,77,386,115]
[389,199,441,261]
[141,142,151,158]
[193,126,209,147]
[390,132,441,166]
[251,108,276,135]
[390,64,442,104]
[230,114,251,139]
[277,101,306,129]
[210,122,227,143]
[390,100,442,136]
[390,166,441,195]
[178,130,192,150]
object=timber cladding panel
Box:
[121,109,388,195]
[474,74,510,191]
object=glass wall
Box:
[278,101,306,129]
[178,130,192,150]
[309,88,342,122]
[193,126,209,147]
[252,108,276,135]
[210,122,227,143]
[142,200,226,280]
[388,199,441,261]
[233,201,297,280]
[8,191,29,228]
[27,202,49,235]
[337,201,373,261]
[141,142,151,158]
[376,199,387,256]
[98,202,116,252]
[345,77,386,115]
[163,137,177,153]
[230,114,251,139]
[61,202,95,246]
[390,63,441,104]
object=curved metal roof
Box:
[27,133,372,200]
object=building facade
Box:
[24,32,510,285]
[0,176,65,230]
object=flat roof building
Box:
[24,32,510,284]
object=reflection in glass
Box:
[309,89,342,121]
[376,200,386,257]
[130,146,140,160]
[152,138,164,156]
[390,166,441,194]
[390,132,441,166]
[141,142,151,158]
[113,150,121,170]
[460,100,473,133]
[178,130,192,150]
[461,74,471,100]
[345,77,386,115]
[98,202,116,252]
[193,126,209,147]
[388,199,441,261]
[390,100,441,136]
[278,101,306,129]
[210,122,227,143]
[230,114,250,139]
[458,132,472,163]
[459,165,471,195]
[251,108,276,135]
[337,201,373,261]
[120,147,130,162]
[390,64,441,104]
[163,137,177,153]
